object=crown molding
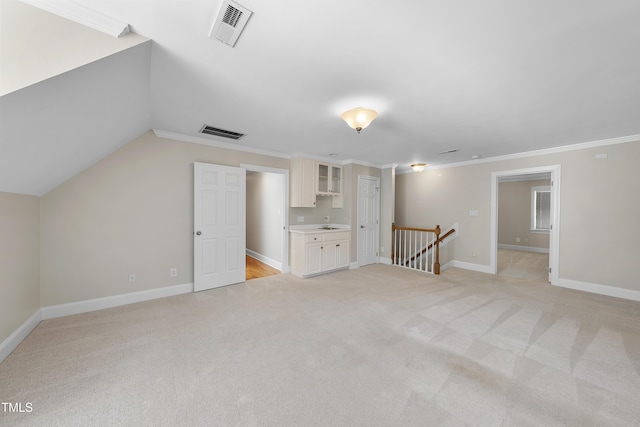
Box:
[396,133,640,174]
[19,0,130,37]
[153,130,291,160]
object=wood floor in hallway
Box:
[246,255,280,280]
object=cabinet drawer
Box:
[323,231,350,241]
[305,233,324,243]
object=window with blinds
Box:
[531,186,551,231]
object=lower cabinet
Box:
[291,231,350,278]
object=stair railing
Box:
[391,224,441,274]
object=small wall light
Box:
[411,163,426,172]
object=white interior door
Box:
[358,175,380,266]
[194,162,246,292]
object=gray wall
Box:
[396,139,640,292]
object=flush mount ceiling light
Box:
[340,107,378,133]
[411,163,426,172]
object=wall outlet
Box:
[516,237,521,243]
[128,273,136,283]
[297,216,304,222]
[381,246,385,253]
[170,268,177,277]
[469,210,479,216]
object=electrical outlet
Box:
[128,273,136,283]
[170,268,177,277]
[381,246,385,253]
[297,216,304,222]
[516,237,521,243]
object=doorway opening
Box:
[242,164,290,280]
[490,166,560,284]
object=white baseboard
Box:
[442,260,493,274]
[554,278,640,302]
[246,249,282,271]
[498,244,549,254]
[41,283,194,320]
[349,261,359,270]
[379,257,392,265]
[0,309,42,363]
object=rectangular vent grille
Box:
[222,5,243,27]
[200,125,245,140]
[438,149,459,155]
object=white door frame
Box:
[357,174,381,267]
[241,163,290,273]
[490,165,561,284]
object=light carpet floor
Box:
[1,265,640,426]
[497,248,549,281]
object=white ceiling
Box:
[3,0,640,195]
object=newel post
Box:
[434,225,441,275]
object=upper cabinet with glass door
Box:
[316,162,342,196]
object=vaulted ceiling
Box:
[3,0,640,196]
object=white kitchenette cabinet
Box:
[316,162,342,196]
[290,157,317,207]
[290,229,350,278]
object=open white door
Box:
[358,175,380,267]
[194,162,246,292]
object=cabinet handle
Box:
[336,244,340,247]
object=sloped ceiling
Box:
[2,0,640,196]
[0,0,151,196]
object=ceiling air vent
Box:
[200,125,245,140]
[209,1,253,47]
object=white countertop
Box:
[289,224,351,234]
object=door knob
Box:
[195,231,202,235]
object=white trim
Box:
[441,260,493,274]
[349,261,360,270]
[246,249,282,271]
[0,310,42,363]
[491,165,560,284]
[241,163,290,274]
[498,244,549,254]
[20,0,130,37]
[379,257,392,265]
[555,278,640,302]
[154,130,291,159]
[342,159,384,168]
[41,283,193,320]
[396,133,640,174]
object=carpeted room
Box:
[2,265,639,426]
[3,1,640,425]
